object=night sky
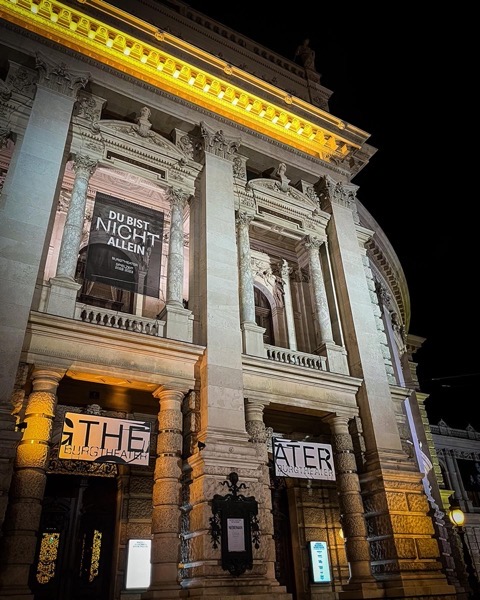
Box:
[179,2,478,429]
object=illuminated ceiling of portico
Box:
[0,0,370,167]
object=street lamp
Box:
[448,501,480,599]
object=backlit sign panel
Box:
[59,412,151,466]
[273,438,335,480]
[308,541,332,583]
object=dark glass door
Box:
[31,475,117,600]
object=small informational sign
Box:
[227,518,246,552]
[59,412,151,466]
[125,539,151,589]
[308,540,332,583]
[273,438,336,481]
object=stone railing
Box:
[74,304,165,337]
[73,307,327,370]
[265,345,326,371]
[430,422,480,439]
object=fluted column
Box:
[166,188,188,307]
[55,154,97,279]
[144,386,185,598]
[157,188,193,342]
[0,367,65,596]
[326,415,375,585]
[236,211,255,324]
[280,259,297,351]
[303,235,334,345]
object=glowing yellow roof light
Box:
[0,0,363,163]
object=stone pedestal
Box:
[241,321,267,357]
[158,304,194,342]
[45,276,81,318]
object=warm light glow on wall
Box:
[0,0,361,163]
[449,507,465,527]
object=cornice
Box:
[0,0,372,168]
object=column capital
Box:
[30,366,66,389]
[324,413,351,433]
[235,210,254,227]
[200,120,241,159]
[35,52,89,98]
[314,175,359,223]
[152,385,187,401]
[167,186,190,209]
[71,153,98,177]
[302,234,323,252]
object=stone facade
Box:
[0,1,468,599]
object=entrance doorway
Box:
[270,466,296,598]
[30,474,117,600]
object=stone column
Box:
[166,188,188,307]
[280,259,297,351]
[236,211,266,357]
[245,399,268,445]
[244,399,277,582]
[0,367,65,597]
[47,154,97,318]
[446,450,468,503]
[0,52,88,409]
[302,235,334,345]
[236,211,256,324]
[326,415,378,590]
[143,386,185,599]
[158,188,193,342]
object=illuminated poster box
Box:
[126,539,151,589]
[308,540,332,583]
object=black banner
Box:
[85,193,164,298]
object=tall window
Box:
[254,288,274,345]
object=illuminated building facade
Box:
[0,1,468,598]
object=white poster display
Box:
[125,539,151,589]
[227,518,246,552]
[308,540,332,583]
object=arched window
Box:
[254,287,274,345]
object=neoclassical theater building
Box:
[0,1,469,599]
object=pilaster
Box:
[0,53,88,410]
[316,175,456,598]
